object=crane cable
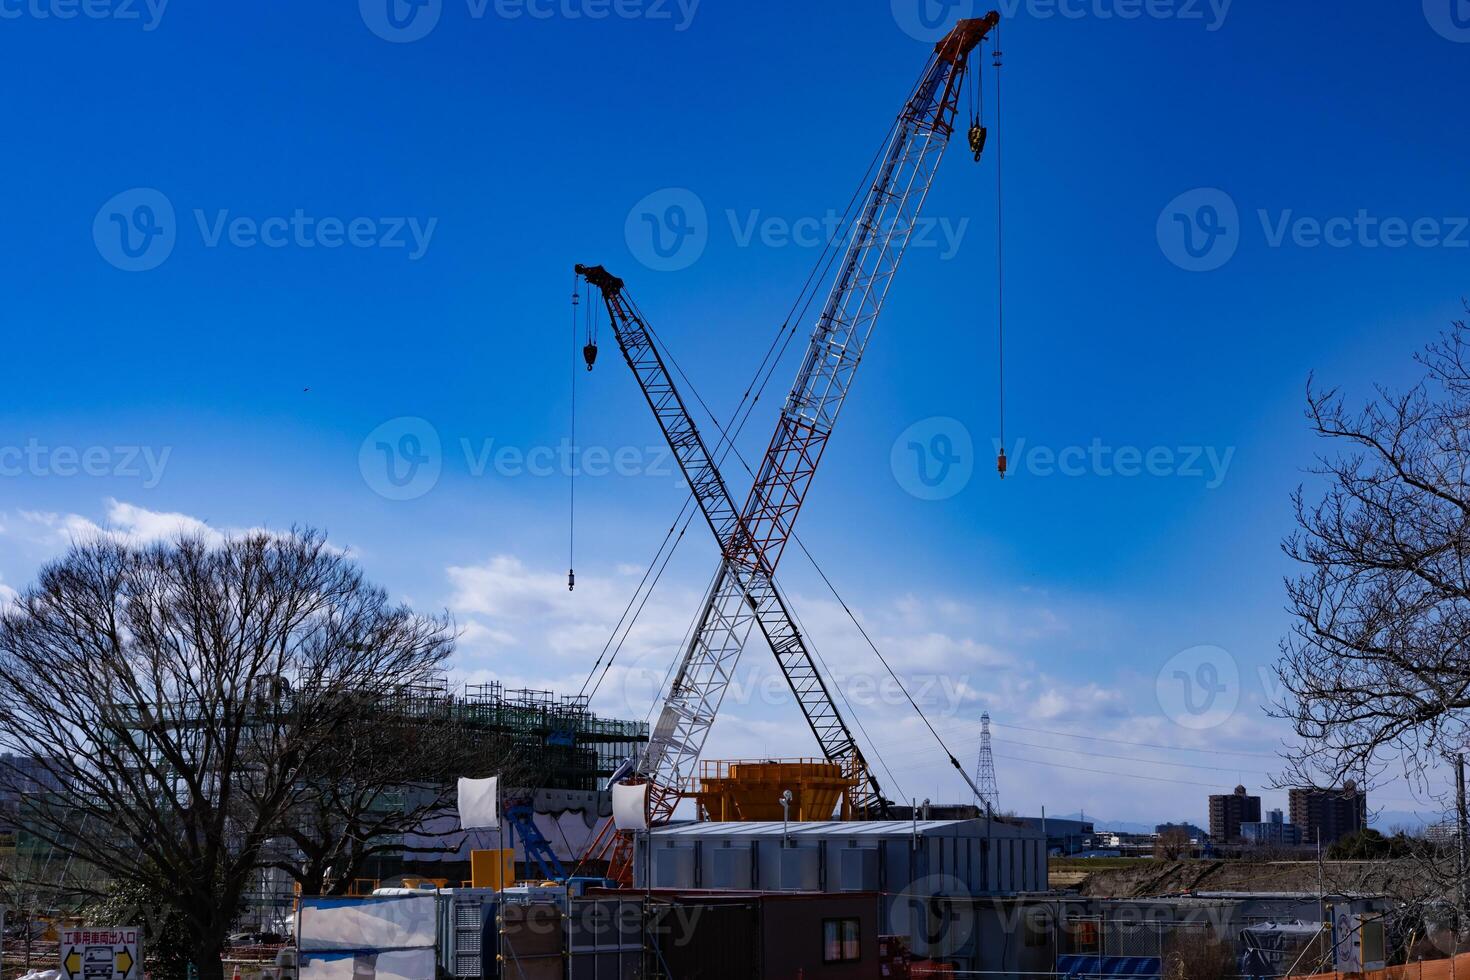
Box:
[994,24,1009,479]
[574,115,904,706]
[568,273,580,591]
[596,71,995,793]
[574,73,943,796]
[634,307,922,799]
[617,51,1014,802]
[791,533,972,794]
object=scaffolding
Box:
[89,677,648,930]
[460,682,647,791]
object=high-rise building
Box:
[1209,785,1262,843]
[1289,783,1368,846]
[1241,808,1303,847]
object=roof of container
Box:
[648,819,1040,839]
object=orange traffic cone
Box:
[231,964,242,980]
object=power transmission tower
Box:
[975,712,1000,814]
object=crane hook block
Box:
[969,123,988,163]
[568,568,576,592]
[997,448,1008,479]
[583,343,599,372]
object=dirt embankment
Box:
[1053,859,1432,898]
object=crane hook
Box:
[568,568,576,592]
[583,343,599,371]
[969,122,988,163]
[997,448,1008,479]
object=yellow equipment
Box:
[470,848,516,890]
[690,759,860,822]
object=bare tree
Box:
[0,530,455,980]
[1162,934,1236,980]
[1276,307,1470,949]
[1154,826,1192,861]
[0,842,98,972]
[1277,307,1470,794]
[269,700,520,896]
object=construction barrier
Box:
[1291,952,1470,980]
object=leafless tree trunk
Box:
[0,530,455,980]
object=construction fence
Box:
[1292,951,1470,980]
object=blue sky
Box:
[2,0,1469,827]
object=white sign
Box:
[1333,910,1361,973]
[61,927,141,980]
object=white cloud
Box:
[413,536,1348,817]
[17,499,229,548]
[443,554,709,729]
[0,508,1304,824]
[1032,682,1128,721]
[10,500,332,555]
[16,509,108,546]
[437,555,1231,818]
[104,500,224,544]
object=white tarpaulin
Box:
[299,950,436,980]
[298,895,438,953]
[457,775,499,829]
[611,782,648,831]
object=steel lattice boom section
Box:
[733,13,999,576]
[579,15,999,879]
[657,13,1000,817]
[575,264,762,574]
[576,265,876,828]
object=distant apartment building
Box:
[1289,783,1368,846]
[1209,785,1262,843]
[1156,822,1207,841]
[1241,808,1303,847]
[1016,816,1095,856]
[0,753,65,831]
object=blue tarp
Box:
[1056,955,1164,979]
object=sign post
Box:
[60,927,142,980]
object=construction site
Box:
[240,14,1061,976]
[3,2,1464,980]
[230,12,1403,979]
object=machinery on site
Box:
[571,13,1004,884]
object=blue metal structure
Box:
[1055,955,1163,979]
[503,801,567,881]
